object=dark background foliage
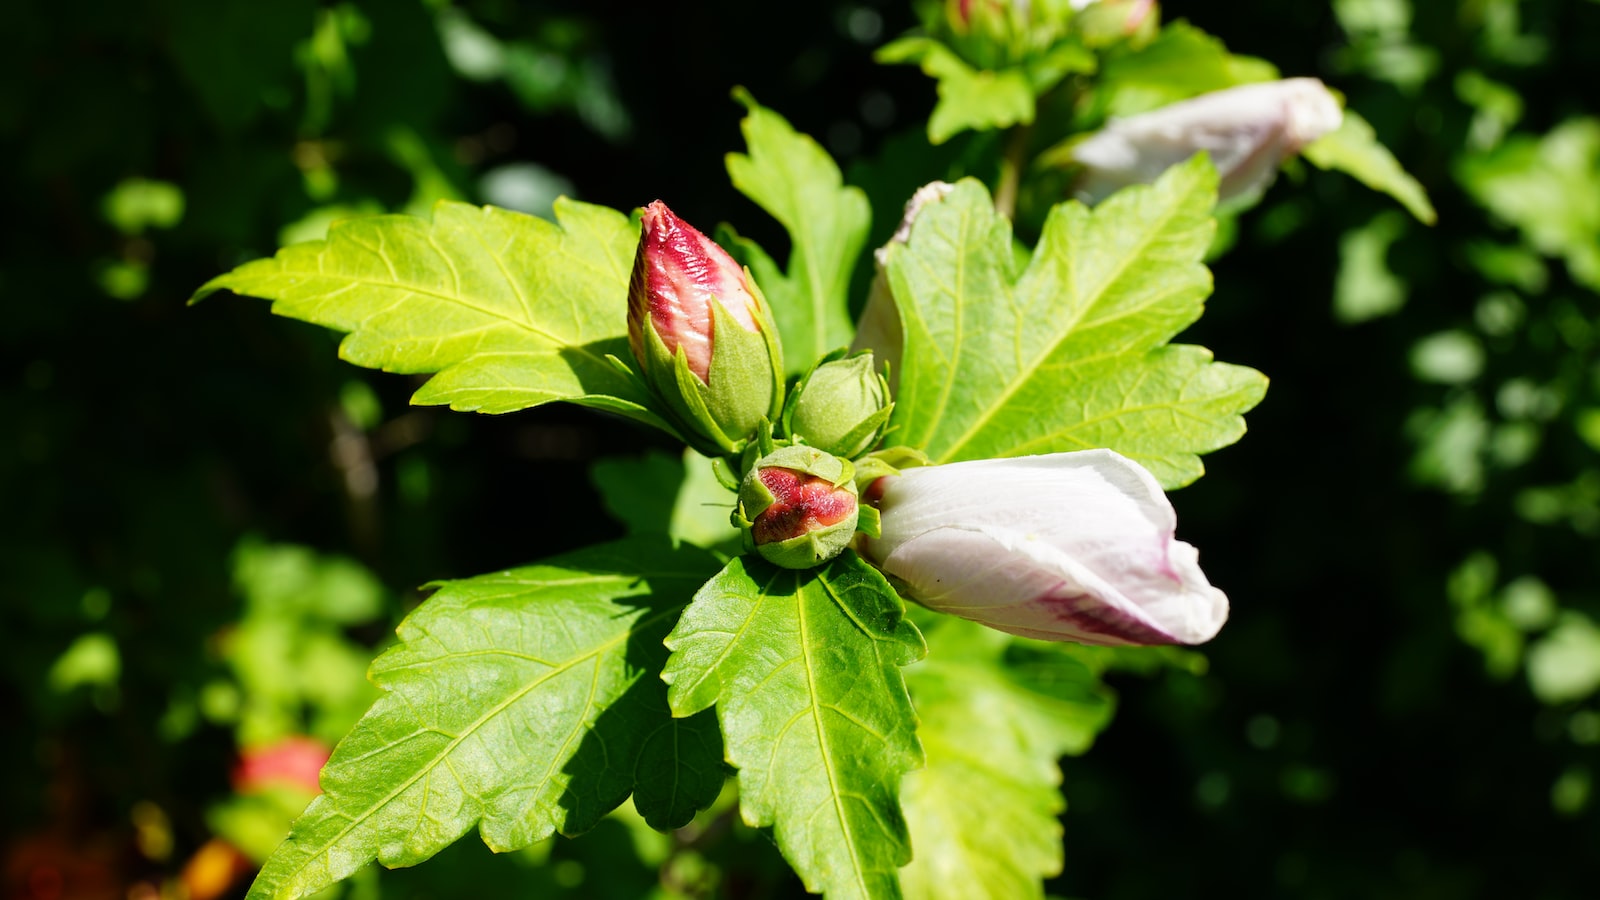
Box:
[3,0,1597,897]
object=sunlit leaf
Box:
[724,91,872,374]
[245,538,725,900]
[1305,110,1437,224]
[195,199,672,431]
[898,618,1114,900]
[662,553,925,900]
[886,157,1264,489]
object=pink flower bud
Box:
[736,445,862,569]
[626,201,784,456]
[1070,78,1343,206]
[860,450,1227,645]
[628,201,763,384]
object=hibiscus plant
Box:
[195,3,1428,898]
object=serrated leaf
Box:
[1305,109,1438,225]
[195,198,673,429]
[899,618,1115,900]
[886,157,1265,489]
[878,37,1035,144]
[246,538,725,900]
[724,90,872,375]
[662,553,925,900]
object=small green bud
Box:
[782,351,892,459]
[735,446,860,570]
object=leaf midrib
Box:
[270,602,682,893]
[933,190,1200,463]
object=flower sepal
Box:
[781,350,893,460]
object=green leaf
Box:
[590,448,741,550]
[662,553,925,900]
[1093,21,1277,119]
[246,538,725,900]
[195,198,673,430]
[899,618,1115,900]
[878,37,1035,144]
[886,157,1266,489]
[1454,117,1600,290]
[724,91,872,375]
[1305,109,1438,225]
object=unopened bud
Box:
[783,351,892,459]
[1069,79,1343,207]
[736,445,863,569]
[1074,0,1159,48]
[627,200,785,457]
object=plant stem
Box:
[994,123,1032,221]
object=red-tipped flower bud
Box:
[628,201,784,457]
[736,446,864,569]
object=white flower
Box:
[1070,77,1343,206]
[860,449,1228,645]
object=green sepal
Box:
[856,503,882,539]
[705,296,782,450]
[853,446,934,494]
[781,350,894,460]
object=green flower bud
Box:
[735,446,862,569]
[782,351,892,459]
[627,201,785,457]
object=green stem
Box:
[994,123,1033,221]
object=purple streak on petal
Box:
[1035,587,1178,645]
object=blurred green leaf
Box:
[247,538,725,900]
[662,554,924,900]
[723,91,872,375]
[878,37,1036,144]
[1528,613,1600,705]
[1304,110,1437,224]
[195,199,673,431]
[1334,210,1409,323]
[590,449,739,551]
[103,178,185,235]
[1457,118,1600,292]
[886,159,1264,488]
[1092,22,1277,119]
[898,619,1113,900]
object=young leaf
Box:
[1305,109,1438,225]
[898,617,1115,900]
[246,538,725,900]
[194,199,673,430]
[877,37,1035,144]
[724,90,872,375]
[662,553,925,900]
[886,156,1265,489]
[1091,21,1278,120]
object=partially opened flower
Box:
[1069,77,1343,206]
[860,449,1227,645]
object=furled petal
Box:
[1071,78,1343,206]
[862,449,1228,645]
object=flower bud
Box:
[736,445,862,570]
[860,449,1227,645]
[628,200,784,457]
[1073,0,1159,48]
[1068,78,1343,207]
[782,351,892,459]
